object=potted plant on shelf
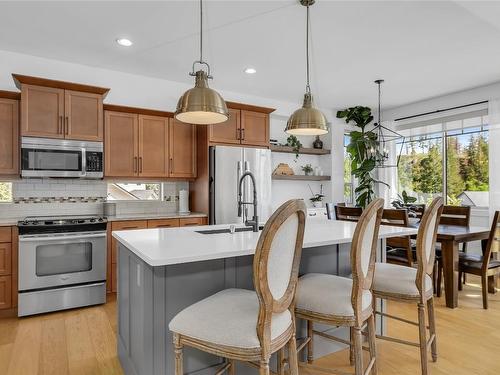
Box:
[309,184,325,208]
[337,106,387,208]
[301,164,313,176]
[285,135,302,162]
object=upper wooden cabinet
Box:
[0,94,19,175]
[13,74,109,141]
[169,118,197,178]
[207,103,274,147]
[104,105,197,180]
[138,115,169,178]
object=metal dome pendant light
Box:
[285,0,328,136]
[175,0,228,125]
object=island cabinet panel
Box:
[21,84,65,139]
[208,108,240,145]
[168,119,197,178]
[65,90,103,141]
[240,110,269,147]
[104,111,138,177]
[0,98,19,175]
[138,115,169,178]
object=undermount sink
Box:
[196,226,264,235]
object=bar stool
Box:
[168,199,306,375]
[295,198,384,375]
[372,197,443,375]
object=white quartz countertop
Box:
[113,219,417,267]
[106,212,207,222]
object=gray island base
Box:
[116,237,391,375]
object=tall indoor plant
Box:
[337,106,386,208]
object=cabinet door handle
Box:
[59,116,63,134]
[241,128,245,140]
[65,116,69,135]
[139,157,143,173]
[169,157,173,174]
[236,127,240,140]
[134,157,138,173]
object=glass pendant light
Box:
[373,79,405,168]
[175,0,228,125]
[285,0,328,136]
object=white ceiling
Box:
[1,1,500,110]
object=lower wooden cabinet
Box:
[108,217,207,292]
[0,226,16,310]
[0,276,12,310]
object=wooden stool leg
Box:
[277,348,284,375]
[307,320,314,364]
[417,303,428,375]
[481,275,489,309]
[228,359,235,375]
[259,358,270,375]
[288,333,299,375]
[427,298,437,362]
[349,327,355,366]
[353,327,364,375]
[367,314,378,374]
[173,333,184,375]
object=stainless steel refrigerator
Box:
[209,145,272,225]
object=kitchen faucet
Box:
[237,171,259,232]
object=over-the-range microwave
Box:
[21,137,103,179]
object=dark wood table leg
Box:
[441,240,459,308]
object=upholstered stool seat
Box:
[169,288,292,349]
[296,273,372,319]
[373,263,433,299]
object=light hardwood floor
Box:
[1,276,499,375]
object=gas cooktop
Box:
[18,215,107,229]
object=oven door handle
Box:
[19,232,106,242]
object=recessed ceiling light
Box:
[116,38,133,47]
[244,67,257,74]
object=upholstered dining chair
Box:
[169,199,306,375]
[458,210,500,309]
[295,198,384,375]
[372,197,443,375]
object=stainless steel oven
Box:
[21,137,103,179]
[18,216,107,316]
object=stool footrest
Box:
[376,334,420,347]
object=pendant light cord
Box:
[305,4,311,94]
[199,0,203,63]
[378,81,381,126]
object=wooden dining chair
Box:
[295,198,384,375]
[458,211,500,309]
[372,197,444,375]
[435,205,471,296]
[169,199,306,375]
[381,209,414,267]
[335,205,363,222]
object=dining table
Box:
[411,224,492,308]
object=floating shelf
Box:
[270,145,331,155]
[272,175,331,181]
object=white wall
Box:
[0,49,342,209]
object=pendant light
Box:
[285,0,328,136]
[373,79,404,168]
[175,0,228,125]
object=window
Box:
[107,183,161,201]
[0,182,12,203]
[344,135,354,204]
[396,114,489,207]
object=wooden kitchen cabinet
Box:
[0,96,19,175]
[65,90,103,141]
[105,111,138,177]
[20,84,65,139]
[0,226,15,310]
[0,276,12,310]
[0,243,12,276]
[208,105,273,147]
[169,118,197,178]
[208,108,240,145]
[240,110,269,147]
[179,217,208,227]
[147,219,180,228]
[139,115,169,178]
[14,74,109,141]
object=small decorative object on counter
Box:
[309,184,325,208]
[269,138,279,146]
[313,135,323,149]
[301,164,313,176]
[285,135,302,161]
[273,163,294,176]
[178,189,190,214]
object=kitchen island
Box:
[113,219,416,375]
